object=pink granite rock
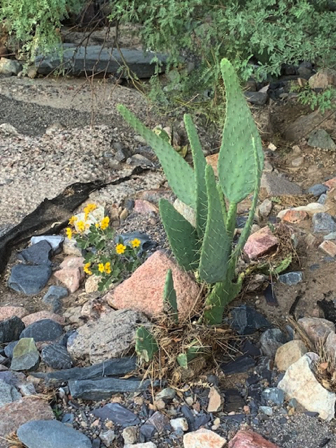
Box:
[183,428,226,448]
[0,306,28,321]
[228,429,279,448]
[297,317,335,345]
[244,226,279,259]
[134,199,159,215]
[22,311,65,326]
[54,256,85,293]
[104,251,200,321]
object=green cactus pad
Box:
[163,269,178,324]
[199,165,230,284]
[159,199,201,271]
[184,114,208,238]
[203,280,242,325]
[177,342,208,368]
[218,59,264,204]
[117,104,196,208]
[135,326,158,363]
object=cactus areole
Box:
[118,58,264,325]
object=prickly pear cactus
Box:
[163,269,178,324]
[135,326,158,363]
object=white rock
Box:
[278,353,336,421]
[173,199,196,227]
[124,443,157,448]
[183,428,226,448]
[258,199,272,218]
[170,417,188,432]
[277,203,327,219]
[122,426,138,444]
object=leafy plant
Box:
[118,58,264,325]
[66,203,145,291]
[291,83,336,114]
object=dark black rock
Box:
[221,354,256,374]
[17,240,52,265]
[42,286,68,313]
[4,340,19,359]
[246,374,260,386]
[230,305,271,335]
[224,389,246,413]
[69,377,150,400]
[41,344,73,369]
[93,403,141,426]
[260,328,288,358]
[263,283,279,307]
[32,357,137,386]
[244,91,268,105]
[0,317,25,343]
[194,413,211,430]
[222,414,246,424]
[139,424,156,443]
[8,264,52,295]
[241,339,261,358]
[20,319,63,342]
[181,405,196,431]
[317,298,336,324]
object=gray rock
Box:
[230,305,271,335]
[42,285,68,313]
[307,184,328,196]
[67,309,149,364]
[17,419,92,448]
[35,45,167,78]
[11,338,40,371]
[298,62,313,79]
[312,213,336,234]
[17,240,52,266]
[261,173,302,196]
[41,344,73,369]
[0,57,22,75]
[156,388,176,401]
[100,429,116,446]
[32,357,136,386]
[262,387,285,405]
[126,154,153,167]
[93,402,141,427]
[324,232,336,240]
[260,328,287,358]
[308,129,336,151]
[318,194,328,205]
[0,379,21,408]
[8,264,52,295]
[31,235,64,254]
[259,405,273,416]
[69,377,150,400]
[244,91,268,106]
[4,340,18,359]
[20,319,63,342]
[279,271,303,286]
[0,316,25,343]
[284,109,335,142]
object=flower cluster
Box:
[65,203,145,291]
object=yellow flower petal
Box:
[98,263,105,273]
[84,262,92,275]
[77,220,85,233]
[104,262,111,274]
[68,216,78,226]
[66,227,72,239]
[131,238,141,248]
[116,243,126,255]
[100,216,110,230]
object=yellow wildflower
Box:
[98,263,105,273]
[116,243,126,255]
[66,227,72,240]
[95,223,100,228]
[84,203,97,220]
[84,262,92,275]
[77,220,85,233]
[100,216,110,230]
[68,216,78,226]
[104,262,111,274]
[131,238,141,248]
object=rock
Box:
[22,311,65,326]
[139,424,156,442]
[230,305,271,335]
[146,411,170,433]
[318,194,328,204]
[278,271,303,285]
[319,240,336,257]
[30,235,64,254]
[17,240,52,266]
[0,57,22,75]
[11,338,39,371]
[221,355,256,374]
[309,68,336,89]
[4,340,18,359]
[68,377,149,400]
[125,444,157,448]
[122,426,138,445]
[206,153,219,176]
[127,154,153,166]
[261,387,284,405]
[183,428,227,448]
[8,264,52,295]
[41,344,73,369]
[244,91,268,105]
[261,172,302,195]
[105,251,200,321]
[63,237,82,256]
[93,402,141,427]
[0,306,28,321]
[0,379,21,407]
[307,184,329,196]
[85,275,100,293]
[35,45,167,78]
[54,256,85,293]
[244,226,279,259]
[308,129,336,151]
[42,285,68,313]
[228,429,279,447]
[312,212,336,233]
[275,340,308,371]
[260,328,287,358]
[67,309,149,364]
[170,417,188,432]
[134,200,159,215]
[325,332,336,360]
[278,353,336,421]
[100,429,117,446]
[17,419,92,448]
[155,388,176,401]
[297,317,335,345]
[324,176,336,189]
[277,203,326,219]
[207,386,223,413]
[259,406,273,416]
[291,156,304,167]
[281,209,308,224]
[117,232,156,254]
[32,357,136,386]
[0,316,25,343]
[20,319,63,342]
[258,199,272,218]
[173,199,196,227]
